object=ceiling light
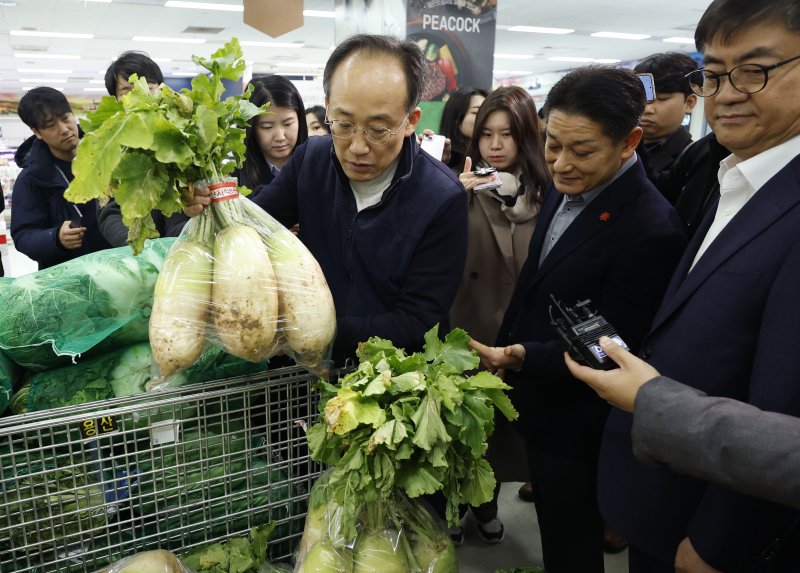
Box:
[24,86,63,91]
[548,56,594,63]
[89,79,105,83]
[133,36,206,44]
[11,30,94,39]
[663,37,695,44]
[494,53,534,60]
[18,68,73,74]
[595,58,621,63]
[20,78,69,83]
[507,26,574,35]
[304,10,335,18]
[14,53,81,60]
[165,1,242,11]
[152,57,173,63]
[84,87,108,92]
[85,0,112,3]
[494,70,533,76]
[0,0,19,5]
[171,72,202,77]
[241,41,304,48]
[591,31,650,40]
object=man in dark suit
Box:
[469,66,686,573]
[598,0,800,571]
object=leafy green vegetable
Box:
[180,523,277,573]
[0,238,174,371]
[307,325,518,538]
[66,38,263,253]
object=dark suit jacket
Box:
[647,127,693,182]
[599,153,800,570]
[497,158,686,460]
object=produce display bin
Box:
[0,365,328,572]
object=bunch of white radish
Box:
[149,179,336,388]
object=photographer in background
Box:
[11,87,109,269]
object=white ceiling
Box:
[0,0,712,96]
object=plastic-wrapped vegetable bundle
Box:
[0,238,175,371]
[295,471,457,573]
[0,348,21,415]
[93,549,188,573]
[148,177,336,386]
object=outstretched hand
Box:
[564,336,660,412]
[468,338,525,378]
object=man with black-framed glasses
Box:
[598,0,800,572]
[186,34,467,361]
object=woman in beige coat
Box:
[450,85,550,544]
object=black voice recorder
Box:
[549,295,628,370]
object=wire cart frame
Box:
[0,366,326,572]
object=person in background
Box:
[449,85,548,545]
[566,336,800,511]
[469,66,686,573]
[104,50,164,98]
[235,75,308,194]
[634,52,699,187]
[185,34,467,361]
[438,86,487,173]
[598,0,800,570]
[305,105,330,136]
[11,87,110,269]
[98,51,187,247]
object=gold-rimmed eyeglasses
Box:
[324,112,409,145]
[685,54,800,97]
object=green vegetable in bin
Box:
[0,348,20,415]
[0,462,108,550]
[0,238,175,371]
[180,523,277,573]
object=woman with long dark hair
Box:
[438,86,487,173]
[450,85,549,544]
[237,76,308,192]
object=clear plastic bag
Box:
[294,471,458,573]
[94,549,188,573]
[149,177,336,388]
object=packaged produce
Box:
[295,326,519,571]
[0,348,20,415]
[0,238,174,371]
[64,38,336,378]
[296,473,456,573]
[94,549,187,573]
[148,179,336,385]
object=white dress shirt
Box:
[691,133,800,269]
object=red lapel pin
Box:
[599,211,611,222]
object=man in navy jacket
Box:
[598,0,800,571]
[187,35,467,359]
[470,66,686,572]
[11,87,109,269]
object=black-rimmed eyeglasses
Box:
[324,112,409,145]
[685,54,800,97]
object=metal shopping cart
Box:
[0,366,326,572]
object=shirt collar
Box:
[719,133,800,192]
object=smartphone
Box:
[69,204,83,229]
[420,133,446,161]
[473,171,503,192]
[637,73,656,104]
[473,166,497,176]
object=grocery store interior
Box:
[0,1,721,572]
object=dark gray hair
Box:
[543,66,646,144]
[323,34,428,112]
[695,0,800,52]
